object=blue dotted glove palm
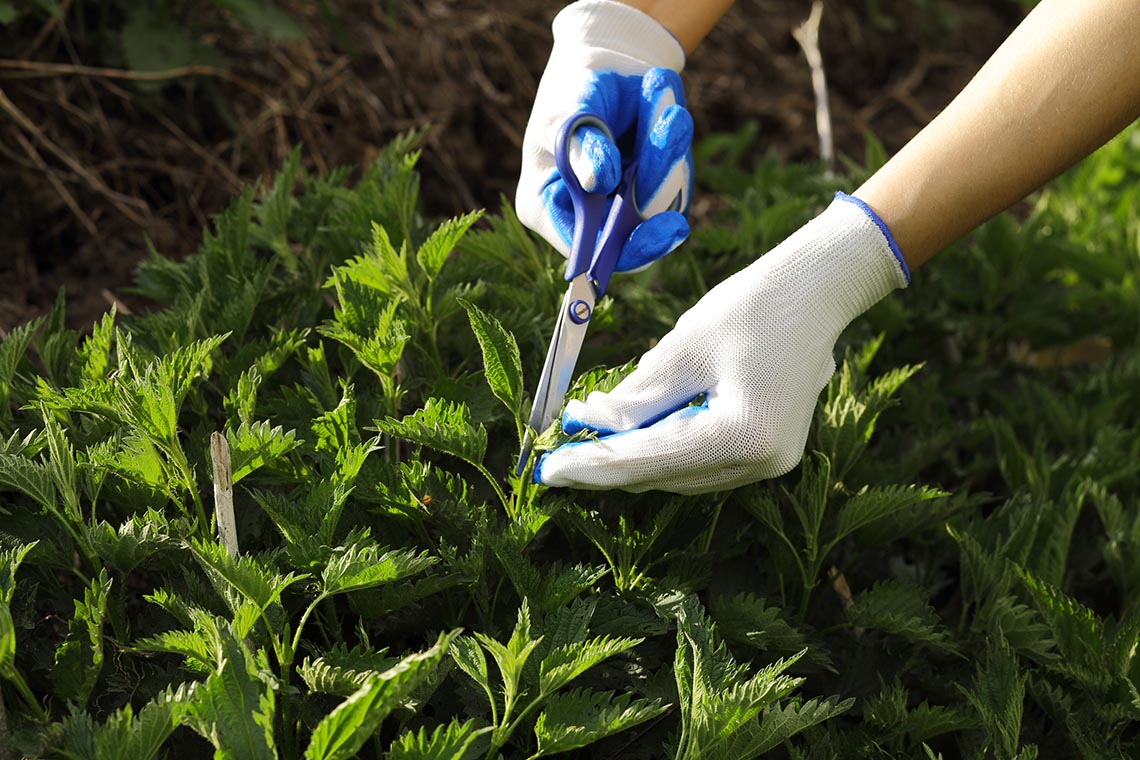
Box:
[517,0,694,272]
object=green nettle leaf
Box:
[669,594,846,759]
[476,620,543,714]
[1,542,37,606]
[299,643,396,697]
[184,626,277,760]
[225,366,262,428]
[55,682,197,760]
[717,697,854,759]
[449,635,491,693]
[533,688,669,757]
[0,314,40,421]
[225,420,302,483]
[321,539,436,596]
[1019,569,1112,689]
[304,631,457,760]
[958,637,1031,760]
[832,484,948,543]
[461,300,524,422]
[132,628,216,672]
[417,211,483,281]
[389,717,490,760]
[53,569,112,708]
[710,593,826,666]
[0,452,56,513]
[847,580,954,651]
[189,538,309,614]
[77,309,116,388]
[373,398,487,466]
[87,513,170,575]
[538,635,643,694]
[311,384,360,454]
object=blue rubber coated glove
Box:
[517,0,694,272]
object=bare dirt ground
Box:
[0,1,1023,332]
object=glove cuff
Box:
[822,192,909,324]
[753,193,908,334]
[553,1,686,72]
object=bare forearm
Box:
[614,0,734,54]
[856,0,1140,269]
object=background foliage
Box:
[0,113,1138,757]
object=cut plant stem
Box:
[209,432,238,556]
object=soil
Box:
[0,0,1024,333]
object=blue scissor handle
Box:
[554,112,646,298]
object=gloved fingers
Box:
[615,210,689,272]
[529,120,623,257]
[561,339,704,436]
[568,123,622,195]
[634,68,693,216]
[536,401,729,493]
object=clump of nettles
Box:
[1,125,1140,759]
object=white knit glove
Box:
[517,0,694,272]
[535,193,911,494]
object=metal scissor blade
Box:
[515,275,596,475]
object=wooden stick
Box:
[209,432,238,557]
[793,1,834,167]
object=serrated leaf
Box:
[312,385,359,454]
[373,398,487,466]
[460,299,523,420]
[0,453,55,512]
[87,513,170,575]
[717,696,854,758]
[304,631,455,760]
[847,580,953,651]
[87,682,197,760]
[132,629,216,671]
[299,643,395,697]
[53,569,111,708]
[417,211,483,280]
[321,539,436,596]
[389,717,489,760]
[189,538,308,614]
[958,636,1027,759]
[226,421,302,483]
[538,635,642,694]
[833,484,948,543]
[450,635,490,692]
[184,626,276,759]
[533,688,668,756]
[710,593,824,666]
[0,318,40,421]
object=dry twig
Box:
[792,0,833,167]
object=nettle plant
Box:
[1,126,1140,759]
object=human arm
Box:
[858,0,1140,269]
[611,0,735,55]
[536,0,1140,493]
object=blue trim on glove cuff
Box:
[834,191,911,285]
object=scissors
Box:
[515,112,654,476]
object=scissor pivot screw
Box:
[569,299,592,324]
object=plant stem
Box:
[291,593,329,666]
[474,463,510,518]
[7,671,48,723]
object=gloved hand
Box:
[517,0,694,272]
[535,193,911,494]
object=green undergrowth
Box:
[1,122,1139,758]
